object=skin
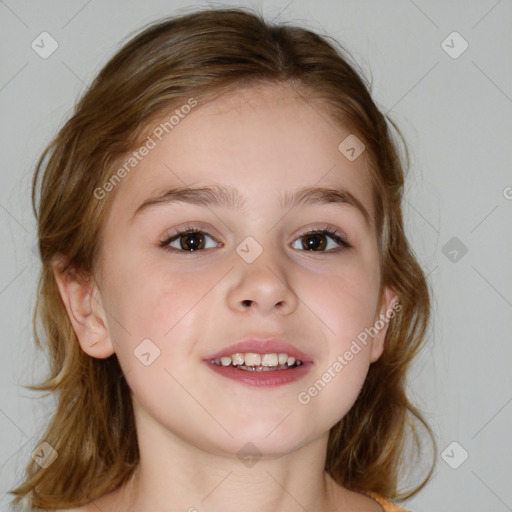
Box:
[55,82,396,512]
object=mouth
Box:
[204,338,313,387]
[208,352,304,371]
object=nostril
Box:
[242,300,252,308]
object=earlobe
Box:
[369,286,398,363]
[52,255,115,359]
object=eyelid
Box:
[159,222,351,254]
[161,222,349,241]
[294,225,350,247]
[161,222,222,242]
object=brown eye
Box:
[178,232,206,251]
[301,233,328,251]
[292,228,350,252]
[161,229,218,252]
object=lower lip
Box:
[204,361,313,387]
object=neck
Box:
[111,411,345,512]
[122,457,342,512]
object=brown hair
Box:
[10,6,436,510]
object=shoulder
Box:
[336,488,384,511]
[364,490,413,512]
[328,478,384,512]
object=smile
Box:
[209,352,303,371]
[205,352,312,387]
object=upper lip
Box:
[205,338,313,363]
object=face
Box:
[67,83,396,457]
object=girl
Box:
[10,6,435,511]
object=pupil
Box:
[183,233,204,251]
[304,234,325,251]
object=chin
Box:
[221,419,313,455]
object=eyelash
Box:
[159,224,352,254]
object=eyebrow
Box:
[129,184,371,227]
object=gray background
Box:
[1,1,511,511]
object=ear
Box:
[369,286,399,363]
[52,255,115,359]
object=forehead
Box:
[105,83,374,228]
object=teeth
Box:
[209,351,303,370]
[244,353,261,366]
[231,353,244,365]
[261,353,278,367]
[278,353,288,365]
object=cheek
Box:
[311,259,380,341]
[105,263,218,367]
[103,268,214,428]
[105,255,189,329]
[295,262,379,419]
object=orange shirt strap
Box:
[364,490,413,512]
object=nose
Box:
[227,254,299,316]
